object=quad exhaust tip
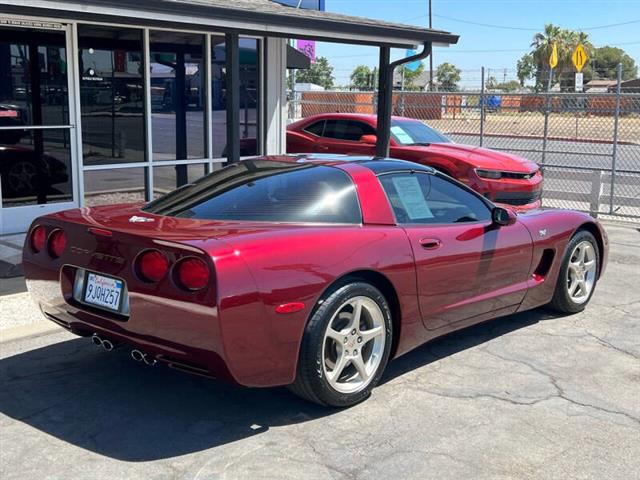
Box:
[92,333,115,352]
[131,349,157,366]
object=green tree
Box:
[436,62,461,92]
[520,24,594,90]
[517,53,536,86]
[495,80,521,92]
[399,62,425,90]
[485,75,498,89]
[294,56,335,89]
[350,65,374,90]
[590,46,638,80]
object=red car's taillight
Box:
[48,229,66,258]
[31,225,46,253]
[136,250,169,283]
[174,258,210,291]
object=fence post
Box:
[589,170,604,218]
[609,63,622,215]
[479,66,485,147]
[541,68,553,167]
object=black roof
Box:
[359,159,434,175]
[278,154,435,174]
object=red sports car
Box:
[287,114,543,209]
[24,155,606,407]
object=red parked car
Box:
[24,155,606,407]
[287,114,543,209]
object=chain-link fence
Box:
[288,82,640,222]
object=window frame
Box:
[377,170,494,227]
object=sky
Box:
[313,0,640,87]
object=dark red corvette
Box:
[287,114,543,209]
[24,155,607,406]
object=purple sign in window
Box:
[297,40,316,63]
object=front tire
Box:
[289,282,393,407]
[548,230,600,313]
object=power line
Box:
[327,40,639,59]
[400,13,640,32]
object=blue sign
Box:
[404,49,422,72]
[273,0,325,9]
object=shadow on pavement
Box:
[0,307,562,462]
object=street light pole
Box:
[428,0,434,91]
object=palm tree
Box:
[528,24,592,90]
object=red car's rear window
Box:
[144,159,362,224]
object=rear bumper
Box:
[24,260,236,384]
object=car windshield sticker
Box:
[390,125,414,144]
[392,176,434,220]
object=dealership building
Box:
[0,0,457,234]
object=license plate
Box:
[83,273,124,312]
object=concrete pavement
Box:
[0,224,638,480]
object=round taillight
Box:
[48,229,67,258]
[175,258,210,291]
[31,225,46,253]
[136,250,169,283]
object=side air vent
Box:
[533,249,555,280]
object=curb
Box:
[0,321,63,344]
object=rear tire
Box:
[289,281,393,407]
[548,230,600,314]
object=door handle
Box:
[419,238,442,250]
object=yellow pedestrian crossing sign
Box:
[572,44,588,72]
[549,43,558,69]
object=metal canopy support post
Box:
[479,66,485,147]
[375,42,431,158]
[225,32,240,163]
[375,46,392,158]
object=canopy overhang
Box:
[0,0,459,48]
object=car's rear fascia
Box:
[22,214,236,383]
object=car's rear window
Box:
[143,160,362,224]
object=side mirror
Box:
[492,206,517,227]
[359,134,377,145]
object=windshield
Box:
[391,120,452,146]
[143,160,362,224]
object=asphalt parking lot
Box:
[1,224,638,480]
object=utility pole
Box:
[428,0,433,91]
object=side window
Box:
[304,120,325,136]
[323,120,375,141]
[379,172,491,224]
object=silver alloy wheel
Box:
[322,296,386,394]
[566,240,597,304]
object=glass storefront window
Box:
[211,37,261,158]
[84,168,147,206]
[152,164,207,197]
[1,26,73,209]
[0,27,69,127]
[78,25,145,166]
[0,128,72,207]
[150,31,206,161]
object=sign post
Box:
[575,72,584,92]
[572,43,588,93]
[542,43,558,167]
